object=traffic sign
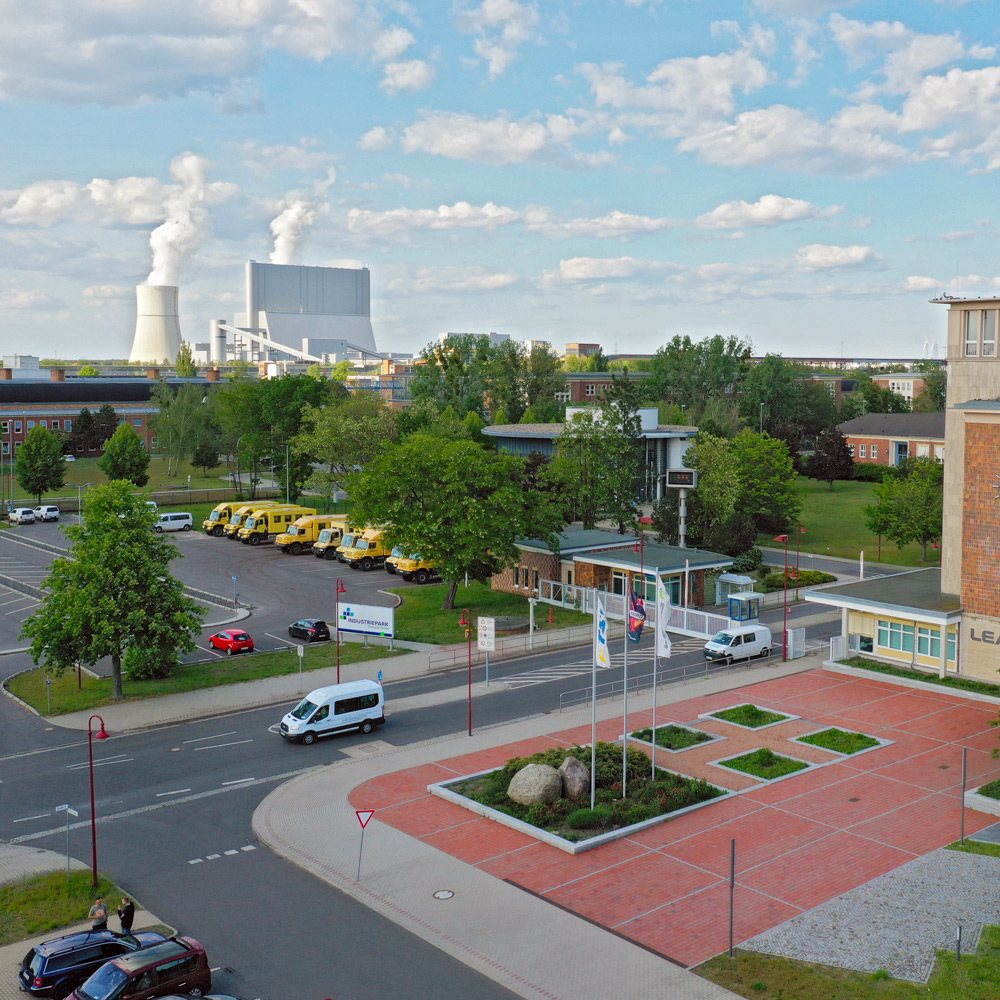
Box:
[477,616,496,652]
[356,810,375,829]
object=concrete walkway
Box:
[253,655,819,1000]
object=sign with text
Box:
[337,603,394,638]
[477,616,496,651]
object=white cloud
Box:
[372,25,415,62]
[235,139,335,177]
[348,200,520,236]
[525,208,678,238]
[400,112,579,164]
[903,275,939,291]
[0,288,51,309]
[796,243,878,270]
[455,0,540,80]
[380,59,436,94]
[696,194,843,229]
[387,265,518,292]
[358,126,394,151]
[0,177,166,227]
[82,284,130,306]
[544,256,677,284]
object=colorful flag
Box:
[655,579,672,659]
[627,586,646,644]
[594,594,610,668]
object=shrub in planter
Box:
[566,807,611,830]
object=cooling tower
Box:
[129,284,183,364]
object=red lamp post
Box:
[795,525,806,575]
[87,714,110,888]
[773,535,789,661]
[458,608,473,736]
[334,577,347,683]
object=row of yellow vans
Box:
[200,501,440,582]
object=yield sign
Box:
[356,810,375,829]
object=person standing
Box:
[117,897,135,934]
[88,898,108,931]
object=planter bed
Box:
[712,746,811,782]
[702,702,797,730]
[794,726,887,756]
[965,779,1000,819]
[627,722,723,753]
[429,742,731,855]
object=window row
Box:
[876,620,956,660]
[513,566,539,591]
[963,309,998,357]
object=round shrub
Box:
[123,644,177,680]
[566,807,611,830]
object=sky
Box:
[1,0,998,362]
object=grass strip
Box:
[711,703,789,728]
[629,723,712,750]
[841,656,1000,697]
[718,747,808,781]
[6,642,397,715]
[796,728,879,754]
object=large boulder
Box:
[507,763,562,805]
[558,756,590,799]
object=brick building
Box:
[807,295,1000,685]
[837,412,945,466]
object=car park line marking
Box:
[222,777,254,785]
[183,731,237,743]
[5,602,37,615]
[155,789,192,797]
[194,739,254,750]
[13,813,51,823]
[265,632,297,646]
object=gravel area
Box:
[743,847,1000,982]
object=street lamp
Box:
[335,577,347,684]
[795,525,806,575]
[87,715,110,888]
[773,535,789,661]
[76,482,94,519]
[458,608,473,736]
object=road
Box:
[0,520,843,999]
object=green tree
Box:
[806,428,855,489]
[648,334,752,411]
[94,403,119,446]
[348,435,562,609]
[192,441,220,477]
[863,458,943,561]
[151,382,216,477]
[544,410,608,529]
[174,341,197,377]
[912,365,947,412]
[16,425,66,502]
[841,374,911,419]
[20,481,204,699]
[600,376,644,529]
[730,431,801,536]
[77,365,100,377]
[71,407,99,452]
[410,334,495,417]
[97,424,150,486]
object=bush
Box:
[760,568,836,592]
[566,807,610,830]
[123,644,178,680]
[730,547,764,573]
[852,462,896,482]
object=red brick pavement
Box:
[350,669,1000,969]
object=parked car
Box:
[153,513,193,533]
[19,930,167,1000]
[8,507,35,524]
[64,455,76,462]
[287,618,331,642]
[34,505,61,521]
[208,630,254,655]
[159,996,244,1000]
[68,936,210,1000]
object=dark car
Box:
[20,930,167,1000]
[287,618,331,642]
[68,936,210,1000]
[159,995,245,1000]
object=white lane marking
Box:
[6,604,38,615]
[206,854,221,860]
[222,777,254,785]
[194,740,254,751]
[224,849,239,855]
[13,813,51,823]
[265,632,297,646]
[240,845,256,851]
[155,789,192,797]
[183,731,236,744]
[67,755,132,770]
[188,858,204,864]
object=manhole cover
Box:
[433,890,454,900]
[848,797,860,802]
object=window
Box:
[1,443,7,456]
[983,310,996,357]
[0,420,7,433]
[76,443,84,452]
[916,626,957,662]
[335,694,377,714]
[848,443,855,457]
[133,418,142,426]
[312,705,329,722]
[65,419,72,431]
[871,445,878,460]
[877,620,914,652]
[533,569,539,592]
[964,311,979,356]
[51,419,59,430]
[39,420,46,428]
[14,420,21,432]
[859,444,867,458]
[27,420,35,429]
[585,384,596,397]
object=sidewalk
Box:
[253,654,820,1000]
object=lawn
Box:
[710,704,789,728]
[630,723,713,750]
[390,581,592,644]
[769,476,940,567]
[0,871,128,945]
[796,728,880,754]
[6,641,398,715]
[718,747,809,780]
[697,926,1000,999]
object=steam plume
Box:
[146,152,211,285]
[268,166,335,265]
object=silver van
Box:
[153,512,193,532]
[279,680,385,745]
[703,624,773,664]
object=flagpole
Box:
[622,604,628,800]
[591,591,599,810]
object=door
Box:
[310,704,332,733]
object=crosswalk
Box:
[501,635,705,689]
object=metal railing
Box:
[657,603,732,640]
[4,487,282,514]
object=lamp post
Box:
[773,535,789,661]
[335,577,346,684]
[87,715,110,888]
[76,482,94,519]
[623,515,655,798]
[458,608,473,736]
[759,402,765,435]
[795,525,806,575]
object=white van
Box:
[279,680,385,745]
[703,624,773,664]
[154,512,193,532]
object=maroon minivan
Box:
[68,937,211,1000]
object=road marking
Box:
[183,731,236,744]
[206,853,221,859]
[240,845,256,851]
[224,849,239,855]
[13,813,51,823]
[222,777,255,785]
[188,858,204,864]
[6,603,38,615]
[155,789,192,797]
[265,632,296,646]
[67,754,132,770]
[194,740,254,750]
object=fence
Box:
[657,603,732,640]
[538,580,628,621]
[4,487,283,514]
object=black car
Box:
[287,618,331,642]
[20,930,166,999]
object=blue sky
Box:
[1,0,997,361]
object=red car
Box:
[209,630,254,655]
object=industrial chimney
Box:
[129,284,182,364]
